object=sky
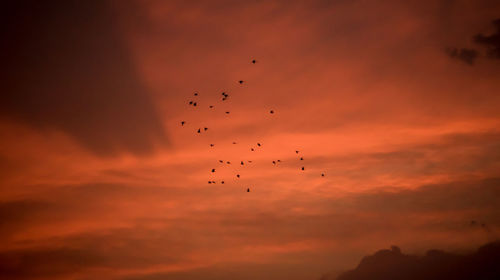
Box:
[0,0,499,279]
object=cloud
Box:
[0,0,167,155]
[446,47,479,65]
[474,18,500,59]
[335,241,500,280]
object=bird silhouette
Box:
[204,127,208,131]
[208,181,212,184]
[252,59,256,64]
[197,128,201,133]
[241,161,244,165]
[211,169,216,172]
[209,105,214,108]
[251,148,255,151]
[321,173,325,177]
[247,188,250,192]
[233,142,237,144]
[194,92,198,96]
[219,160,223,163]
[257,143,261,147]
[239,80,244,84]
[210,144,214,147]
[277,160,281,162]
[301,167,305,171]
[181,121,185,126]
[225,111,230,114]
[272,161,276,164]
[189,101,193,105]
[300,157,303,160]
[270,110,274,114]
[221,181,225,184]
[295,150,299,154]
[248,160,253,163]
[193,102,197,106]
[227,161,231,164]
[236,174,240,178]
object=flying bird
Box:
[181,121,185,126]
[193,102,197,106]
[221,181,225,184]
[197,128,201,133]
[257,143,261,147]
[272,161,276,164]
[208,181,212,184]
[241,161,244,165]
[295,150,299,154]
[321,173,325,177]
[248,160,253,163]
[247,188,250,192]
[211,169,216,172]
[210,144,214,147]
[236,174,240,178]
[301,167,305,171]
[252,59,256,64]
[227,161,231,164]
[209,105,214,108]
[226,111,230,114]
[189,101,193,105]
[204,127,208,131]
[251,148,254,151]
[270,110,274,114]
[233,142,237,144]
[219,160,223,163]
[300,157,303,160]
[194,92,198,96]
[277,160,281,162]
[239,80,244,84]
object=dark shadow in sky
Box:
[0,0,167,155]
[336,241,500,280]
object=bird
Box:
[227,161,231,164]
[211,169,216,172]
[181,121,185,126]
[241,161,244,165]
[204,127,208,131]
[221,181,225,184]
[251,148,254,151]
[193,102,197,106]
[210,144,214,147]
[189,101,193,105]
[211,181,216,184]
[321,173,325,177]
[232,142,237,144]
[239,80,244,84]
[295,150,299,154]
[219,160,223,163]
[236,174,240,178]
[277,160,281,162]
[194,92,198,96]
[272,161,276,164]
[300,157,303,160]
[208,181,212,184]
[225,111,230,114]
[209,105,214,108]
[252,59,256,64]
[270,110,274,114]
[257,143,261,147]
[221,92,226,96]
[301,167,305,171]
[247,188,250,192]
[197,128,201,133]
[248,160,253,163]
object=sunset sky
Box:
[1,0,500,279]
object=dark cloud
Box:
[0,0,167,155]
[474,18,500,59]
[335,241,500,280]
[446,47,479,65]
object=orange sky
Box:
[1,1,500,279]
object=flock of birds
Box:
[180,59,325,192]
